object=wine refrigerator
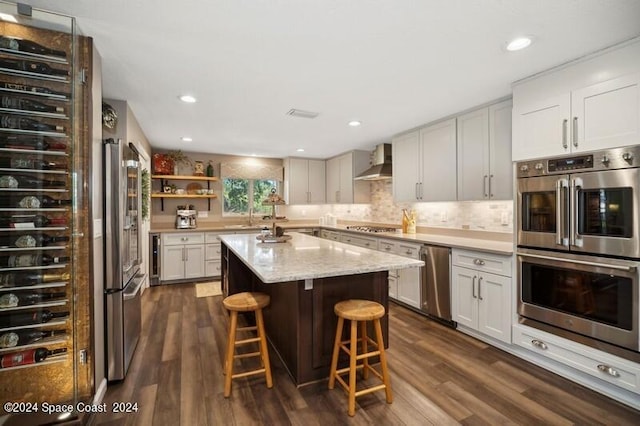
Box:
[0,3,95,423]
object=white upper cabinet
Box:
[419,119,457,202]
[325,151,371,204]
[571,72,640,152]
[391,131,420,202]
[284,157,326,204]
[457,99,513,201]
[513,40,640,161]
[392,120,457,202]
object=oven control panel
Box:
[517,146,640,178]
[548,154,593,172]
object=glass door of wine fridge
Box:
[0,3,93,423]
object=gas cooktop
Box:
[345,226,398,233]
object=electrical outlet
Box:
[198,211,208,218]
[440,211,447,222]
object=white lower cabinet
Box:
[378,238,422,309]
[161,232,205,281]
[204,232,223,277]
[451,248,512,343]
[513,324,640,394]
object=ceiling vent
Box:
[286,109,319,119]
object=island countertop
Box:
[219,232,424,283]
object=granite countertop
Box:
[151,222,514,255]
[219,232,424,283]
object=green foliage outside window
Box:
[223,178,278,216]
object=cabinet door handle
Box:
[472,276,477,299]
[478,276,483,300]
[572,116,578,147]
[597,364,620,378]
[365,243,370,246]
[562,119,568,149]
[531,339,548,350]
[415,182,419,200]
[182,247,185,261]
[489,174,494,198]
[483,175,488,198]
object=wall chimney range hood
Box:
[354,143,392,180]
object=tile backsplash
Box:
[282,180,513,233]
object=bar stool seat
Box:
[328,299,392,416]
[222,292,273,397]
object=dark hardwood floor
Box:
[93,283,640,425]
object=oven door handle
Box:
[570,177,583,248]
[556,178,568,247]
[518,252,637,272]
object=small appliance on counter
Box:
[176,205,197,229]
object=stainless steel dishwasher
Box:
[420,245,456,327]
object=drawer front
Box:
[395,243,421,259]
[340,233,378,249]
[162,232,205,246]
[205,243,222,260]
[378,239,397,254]
[452,248,512,276]
[321,230,340,241]
[513,325,640,393]
[205,260,222,277]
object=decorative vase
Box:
[152,154,173,175]
[206,163,214,177]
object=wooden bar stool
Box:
[328,299,392,416]
[222,292,273,397]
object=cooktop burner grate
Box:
[346,226,398,233]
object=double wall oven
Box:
[517,146,640,361]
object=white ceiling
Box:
[14,0,640,159]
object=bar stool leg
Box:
[224,311,238,397]
[255,308,273,388]
[374,318,393,404]
[348,319,358,416]
[328,317,344,389]
[360,321,369,380]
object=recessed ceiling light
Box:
[348,120,361,127]
[179,95,197,103]
[506,36,532,51]
[181,136,193,142]
[296,148,305,152]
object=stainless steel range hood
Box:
[354,143,392,180]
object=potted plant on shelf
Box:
[166,150,192,175]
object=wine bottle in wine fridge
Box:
[0,157,67,170]
[0,291,66,308]
[0,81,69,98]
[0,58,68,76]
[0,347,67,368]
[0,329,66,348]
[0,310,68,327]
[0,214,67,228]
[0,36,67,58]
[0,195,72,208]
[0,254,70,268]
[0,115,64,133]
[0,174,66,189]
[1,96,64,113]
[0,233,70,248]
[0,134,67,151]
[0,271,70,288]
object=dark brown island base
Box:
[219,232,424,385]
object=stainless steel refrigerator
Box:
[104,138,145,381]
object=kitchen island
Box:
[219,232,424,385]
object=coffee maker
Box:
[176,205,197,229]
